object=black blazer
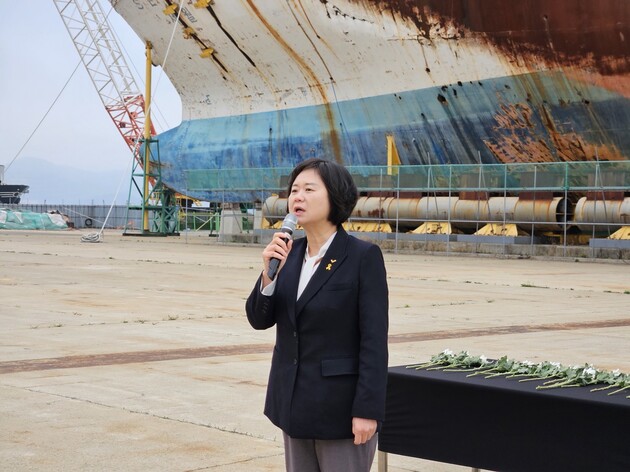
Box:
[246,227,389,439]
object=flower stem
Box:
[519,376,555,383]
[609,385,630,396]
[537,379,576,389]
[466,368,500,378]
[485,372,510,378]
[444,367,486,372]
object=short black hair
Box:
[287,158,358,227]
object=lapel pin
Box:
[325,259,337,271]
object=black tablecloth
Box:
[379,365,630,472]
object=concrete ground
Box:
[1,229,629,471]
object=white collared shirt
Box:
[261,231,337,300]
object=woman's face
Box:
[288,168,331,229]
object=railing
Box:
[182,161,630,256]
[2,204,143,230]
[5,161,628,256]
[183,161,630,194]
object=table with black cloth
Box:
[378,365,630,472]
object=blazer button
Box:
[293,358,297,365]
[293,331,297,337]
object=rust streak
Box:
[163,0,229,73]
[244,0,342,163]
[2,318,629,374]
[356,0,630,75]
[484,100,627,163]
[206,4,256,68]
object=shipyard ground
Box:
[1,229,629,472]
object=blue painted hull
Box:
[158,71,630,201]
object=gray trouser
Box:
[283,431,378,472]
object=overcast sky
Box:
[0,1,182,178]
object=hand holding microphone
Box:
[264,213,298,282]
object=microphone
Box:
[267,213,298,281]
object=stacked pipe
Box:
[265,195,630,235]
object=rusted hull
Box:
[113,0,630,201]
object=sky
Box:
[0,1,182,202]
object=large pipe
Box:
[452,200,490,228]
[484,197,565,231]
[263,196,573,233]
[573,197,630,232]
[513,197,566,231]
[262,195,287,218]
[355,196,457,224]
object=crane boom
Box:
[52,0,154,164]
[54,0,181,236]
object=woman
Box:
[246,158,389,471]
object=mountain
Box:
[3,157,135,205]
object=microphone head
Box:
[281,213,298,234]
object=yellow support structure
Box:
[412,222,453,235]
[343,222,392,233]
[183,27,195,39]
[266,220,303,231]
[194,0,213,7]
[163,4,178,15]
[142,42,153,232]
[266,219,394,233]
[386,135,401,176]
[475,223,524,236]
[200,47,215,58]
[609,226,630,240]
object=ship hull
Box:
[0,185,29,204]
[113,0,630,201]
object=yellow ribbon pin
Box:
[325,259,337,271]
